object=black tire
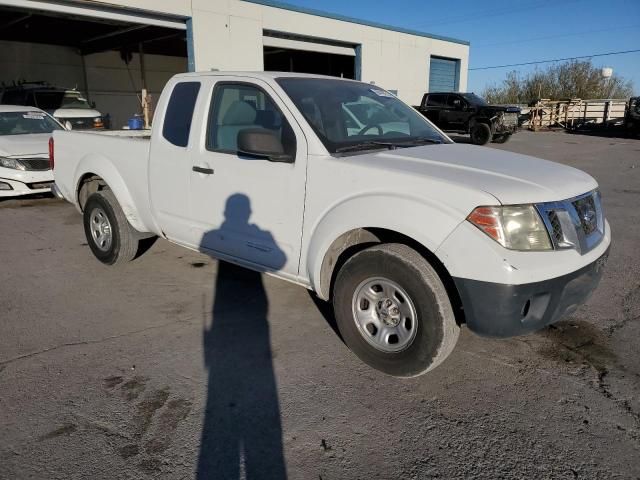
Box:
[492,133,511,144]
[470,123,492,145]
[83,190,139,265]
[333,243,459,377]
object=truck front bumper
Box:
[453,247,609,337]
[494,124,518,135]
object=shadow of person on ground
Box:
[197,194,287,480]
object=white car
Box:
[51,72,611,377]
[0,105,63,197]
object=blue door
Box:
[429,57,460,92]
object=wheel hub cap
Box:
[352,277,418,353]
[377,298,401,327]
[90,207,112,252]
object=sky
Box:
[277,0,640,95]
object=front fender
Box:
[306,192,465,299]
[73,154,148,232]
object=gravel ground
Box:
[0,130,639,479]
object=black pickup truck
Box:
[624,97,640,135]
[414,92,520,145]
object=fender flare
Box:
[73,154,148,232]
[305,192,464,300]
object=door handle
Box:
[192,166,214,175]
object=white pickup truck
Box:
[51,72,611,377]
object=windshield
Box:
[35,91,92,110]
[0,111,63,136]
[277,78,449,153]
[461,93,488,106]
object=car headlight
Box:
[0,157,26,171]
[467,205,552,251]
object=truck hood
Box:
[482,105,521,113]
[350,143,597,205]
[0,133,50,157]
[51,108,102,118]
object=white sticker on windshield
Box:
[23,113,45,120]
[370,88,395,98]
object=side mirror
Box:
[91,101,97,109]
[237,128,294,163]
[65,120,73,130]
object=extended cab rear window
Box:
[163,82,201,147]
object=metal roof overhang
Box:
[0,1,187,56]
[0,0,187,29]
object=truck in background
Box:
[1,82,106,130]
[414,92,520,145]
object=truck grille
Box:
[536,190,604,255]
[547,211,564,244]
[63,117,95,130]
[19,158,50,171]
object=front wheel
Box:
[83,190,139,265]
[470,123,492,145]
[332,244,460,377]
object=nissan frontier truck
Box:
[51,72,610,377]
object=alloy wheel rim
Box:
[351,277,418,353]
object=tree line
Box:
[482,60,634,105]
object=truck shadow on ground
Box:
[567,125,640,140]
[535,319,616,377]
[196,194,287,480]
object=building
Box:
[0,0,469,127]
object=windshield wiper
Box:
[396,137,443,146]
[335,137,443,154]
[335,141,398,153]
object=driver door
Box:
[444,95,468,131]
[188,78,307,276]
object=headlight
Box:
[0,157,26,171]
[467,205,552,251]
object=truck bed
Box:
[52,129,156,233]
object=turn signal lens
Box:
[467,205,552,251]
[468,206,505,245]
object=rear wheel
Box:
[332,243,460,377]
[83,190,139,265]
[470,123,492,145]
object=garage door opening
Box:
[264,47,355,79]
[262,31,357,79]
[0,5,188,129]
